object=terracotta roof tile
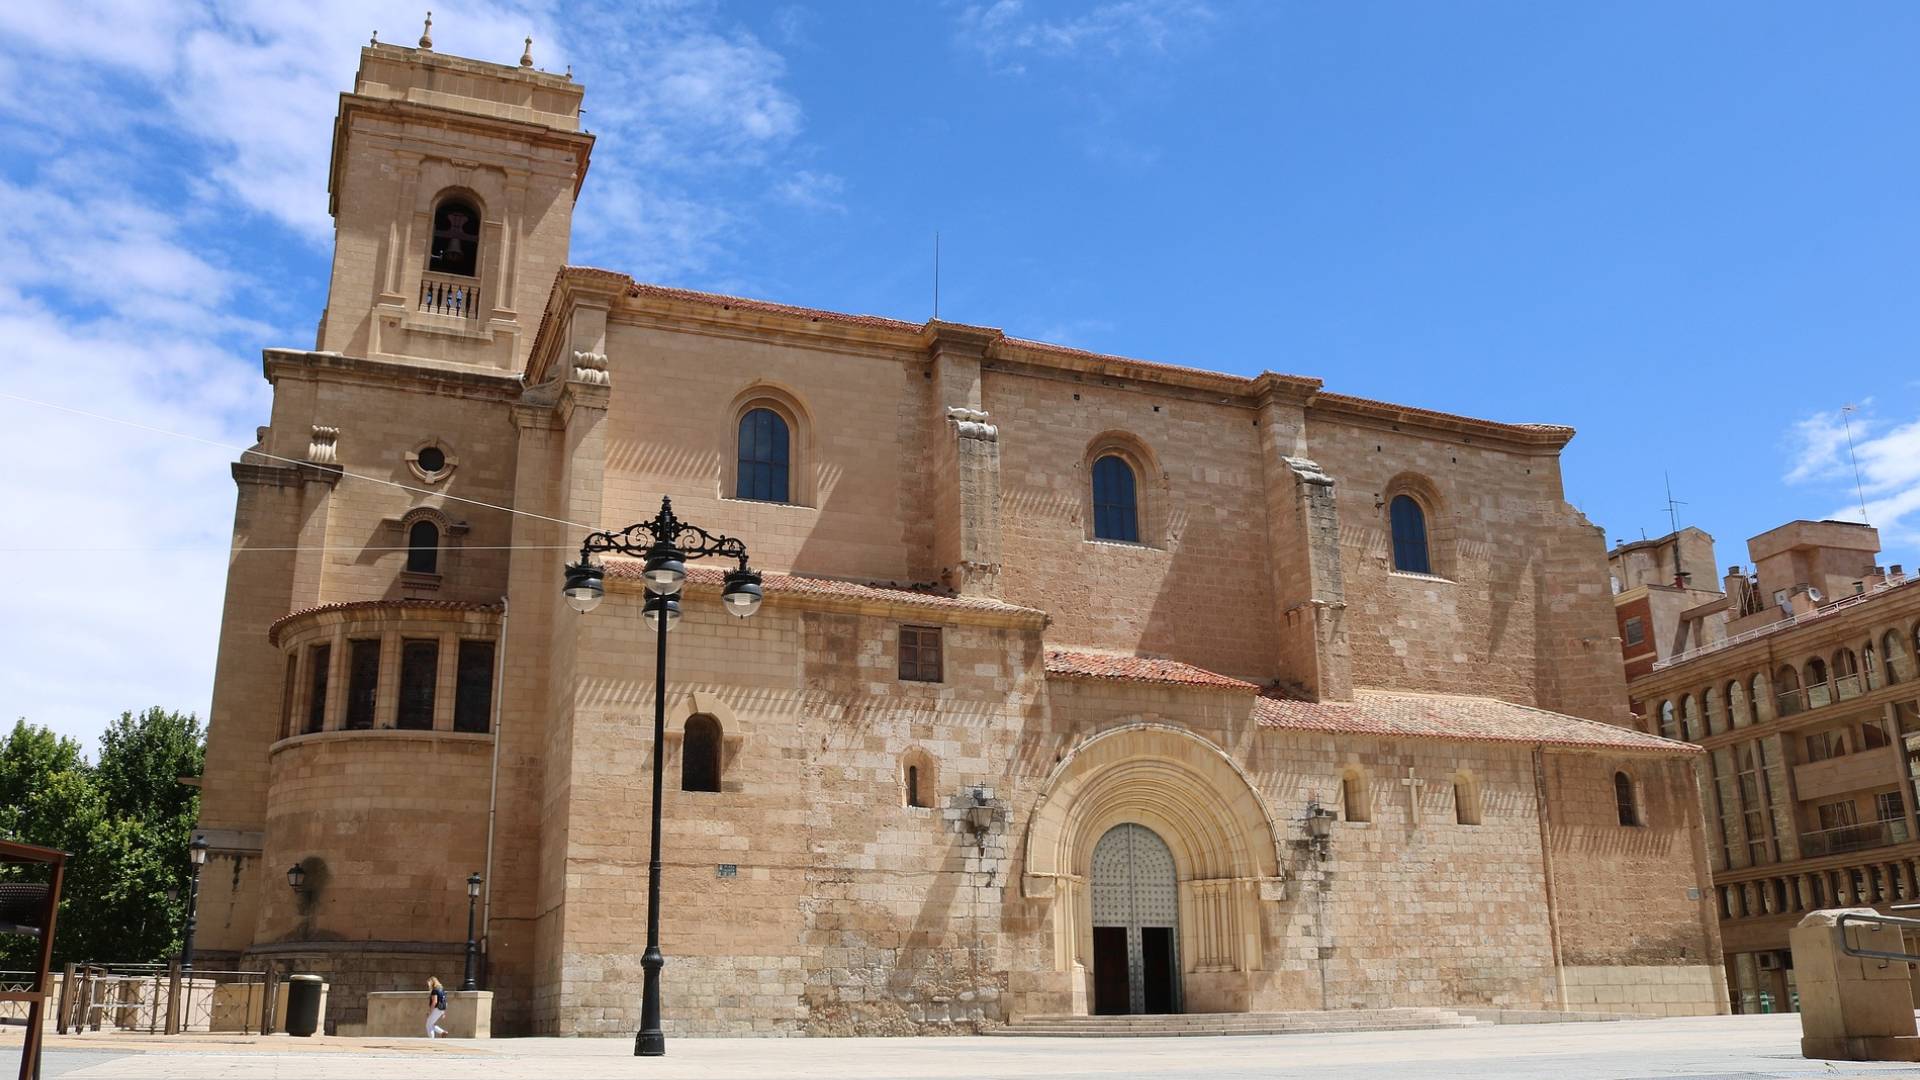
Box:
[1044,650,1260,692]
[1255,690,1696,754]
[602,561,1047,617]
[268,599,502,646]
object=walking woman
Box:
[425,976,449,1038]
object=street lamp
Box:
[181,836,208,976]
[462,872,482,991]
[562,496,761,1057]
[286,864,307,892]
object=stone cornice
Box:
[264,348,524,402]
[328,92,595,215]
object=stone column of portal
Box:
[924,322,1003,598]
[1252,375,1351,702]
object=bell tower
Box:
[317,28,594,372]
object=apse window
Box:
[1389,495,1431,574]
[899,625,943,683]
[1091,454,1140,543]
[1614,771,1641,827]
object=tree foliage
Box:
[0,709,204,969]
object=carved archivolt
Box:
[1022,723,1286,979]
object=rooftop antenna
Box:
[1662,473,1689,587]
[933,230,941,321]
[1840,404,1871,524]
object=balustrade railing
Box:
[419,273,481,320]
[1775,690,1805,717]
[1799,819,1910,859]
[1834,673,1863,701]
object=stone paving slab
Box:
[9,1014,1920,1080]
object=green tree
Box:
[0,711,202,969]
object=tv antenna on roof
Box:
[1840,404,1871,525]
[933,230,941,321]
[1661,472,1686,535]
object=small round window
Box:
[417,446,446,473]
[407,442,456,484]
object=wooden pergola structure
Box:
[0,840,66,1080]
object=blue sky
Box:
[2,1,1916,746]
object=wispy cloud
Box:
[1785,402,1920,549]
[954,0,1213,73]
[0,1,826,746]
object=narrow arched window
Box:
[736,407,791,503]
[907,765,924,808]
[1453,777,1481,825]
[1091,454,1139,542]
[1614,772,1640,827]
[406,520,439,574]
[1341,772,1370,823]
[682,714,721,793]
[1389,495,1431,574]
[429,198,480,276]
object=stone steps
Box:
[994,1007,1489,1037]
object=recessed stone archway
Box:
[1020,723,1287,1016]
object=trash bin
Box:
[285,975,323,1037]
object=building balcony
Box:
[1798,819,1910,859]
[1775,690,1805,717]
[1833,673,1863,701]
[419,272,482,320]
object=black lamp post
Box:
[462,872,482,991]
[181,835,208,975]
[562,496,762,1057]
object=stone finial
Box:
[520,36,534,68]
[570,351,610,385]
[419,11,433,50]
[370,30,379,46]
[308,426,339,465]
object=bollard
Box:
[1792,908,1920,1062]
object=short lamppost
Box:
[462,872,482,991]
[562,496,763,1057]
[181,836,209,975]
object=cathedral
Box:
[191,37,1728,1035]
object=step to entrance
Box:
[993,1007,1488,1038]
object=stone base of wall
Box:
[244,946,464,1032]
[1559,964,1728,1017]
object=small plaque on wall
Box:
[717,864,738,878]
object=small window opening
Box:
[305,643,330,734]
[417,446,446,473]
[736,407,791,503]
[1453,779,1481,825]
[407,520,439,575]
[1614,771,1640,827]
[899,625,943,683]
[907,764,926,808]
[682,714,722,793]
[345,639,380,730]
[397,640,438,730]
[1389,495,1431,574]
[453,640,495,733]
[1341,772,1370,823]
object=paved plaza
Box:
[11,1015,1920,1080]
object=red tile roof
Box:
[1044,650,1261,691]
[1256,690,1697,754]
[267,599,502,645]
[602,561,1048,619]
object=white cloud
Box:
[775,170,846,213]
[0,1,826,747]
[1785,403,1920,551]
[955,0,1213,72]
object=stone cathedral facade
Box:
[192,40,1728,1034]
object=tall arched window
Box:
[406,520,439,574]
[1091,454,1139,542]
[1614,772,1640,827]
[736,407,791,503]
[1340,770,1371,823]
[1389,495,1431,574]
[1453,774,1482,826]
[682,714,721,793]
[428,197,480,276]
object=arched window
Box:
[1679,695,1699,741]
[1883,630,1904,685]
[1340,770,1370,823]
[1614,772,1640,827]
[735,407,791,503]
[1749,674,1766,720]
[1453,775,1482,826]
[1389,495,1431,574]
[1657,700,1678,740]
[901,748,937,809]
[406,520,439,574]
[1725,680,1746,728]
[428,197,480,276]
[1091,454,1139,542]
[682,714,721,793]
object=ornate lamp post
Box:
[462,872,482,991]
[562,496,762,1057]
[181,836,208,975]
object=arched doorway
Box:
[1091,823,1180,1014]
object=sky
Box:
[1,1,1916,749]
